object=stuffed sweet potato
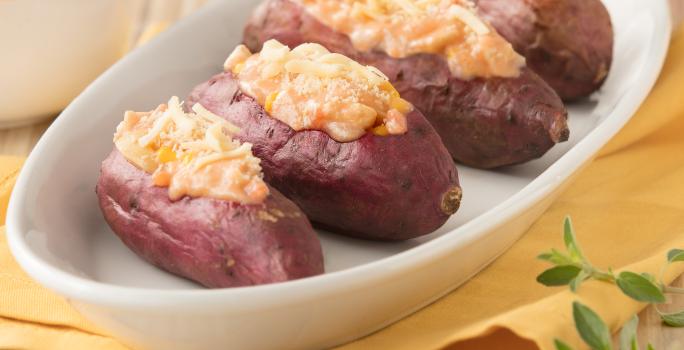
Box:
[474,0,613,101]
[188,41,461,241]
[243,0,569,169]
[96,97,324,288]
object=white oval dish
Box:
[6,1,671,349]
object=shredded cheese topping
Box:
[113,96,269,204]
[296,0,525,79]
[224,40,411,142]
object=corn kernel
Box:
[381,81,400,98]
[265,91,279,113]
[152,171,172,187]
[156,147,177,163]
[372,124,389,136]
[391,97,413,114]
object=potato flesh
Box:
[224,40,411,142]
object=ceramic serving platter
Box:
[6,0,672,349]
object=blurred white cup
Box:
[0,0,142,128]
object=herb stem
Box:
[663,286,684,294]
[582,265,615,283]
[590,270,616,283]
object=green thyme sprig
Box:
[536,217,684,350]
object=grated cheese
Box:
[447,4,489,35]
[113,96,268,204]
[224,45,252,72]
[223,40,412,142]
[192,143,253,171]
[297,0,524,79]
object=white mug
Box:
[0,0,142,128]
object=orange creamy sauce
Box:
[113,96,269,204]
[224,40,412,142]
[297,0,525,79]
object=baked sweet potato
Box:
[474,0,614,101]
[243,0,569,169]
[188,70,461,241]
[96,97,324,288]
[97,150,324,288]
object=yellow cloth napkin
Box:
[1,24,684,350]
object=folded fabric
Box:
[0,156,23,226]
[1,23,683,350]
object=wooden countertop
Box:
[1,0,683,348]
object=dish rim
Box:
[6,0,672,310]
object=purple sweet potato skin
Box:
[474,0,614,101]
[96,150,324,288]
[243,0,569,169]
[187,72,461,241]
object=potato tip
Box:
[441,186,462,215]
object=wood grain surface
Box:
[0,0,683,348]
